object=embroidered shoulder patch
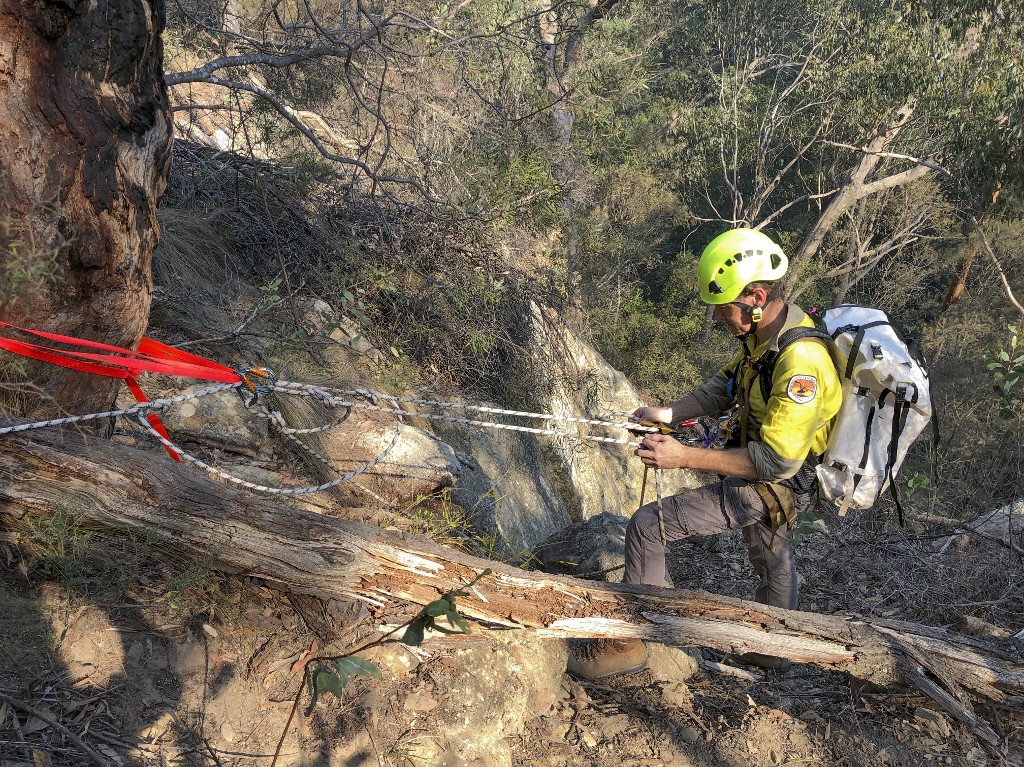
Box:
[786,374,818,403]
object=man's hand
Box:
[631,406,674,425]
[636,435,761,479]
[634,434,691,469]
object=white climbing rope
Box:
[0,382,243,435]
[1,376,665,495]
[262,380,652,447]
[134,411,399,496]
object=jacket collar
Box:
[744,303,807,356]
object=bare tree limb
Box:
[166,48,358,86]
[974,218,1024,316]
[821,143,954,178]
[784,98,932,291]
[0,691,113,767]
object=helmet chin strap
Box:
[730,301,764,343]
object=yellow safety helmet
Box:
[698,228,788,304]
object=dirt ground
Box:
[1,511,1021,767]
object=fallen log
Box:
[1,424,1021,752]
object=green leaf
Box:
[402,619,426,646]
[424,599,451,617]
[430,624,467,634]
[314,664,346,698]
[1000,351,1011,361]
[445,611,470,633]
[334,656,382,681]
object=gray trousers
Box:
[623,477,799,610]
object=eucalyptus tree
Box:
[0,0,172,419]
[571,0,1015,312]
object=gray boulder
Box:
[531,511,630,582]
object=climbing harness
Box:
[632,414,740,547]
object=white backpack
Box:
[772,306,934,517]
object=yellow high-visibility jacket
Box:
[693,305,843,481]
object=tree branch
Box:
[166,48,352,86]
[974,218,1024,316]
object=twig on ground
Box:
[0,691,113,767]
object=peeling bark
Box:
[0,0,172,418]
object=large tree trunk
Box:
[1,423,1021,750]
[0,0,172,419]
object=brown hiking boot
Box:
[566,638,648,680]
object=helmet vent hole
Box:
[709,281,724,295]
[770,253,782,269]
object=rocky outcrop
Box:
[532,511,631,582]
[529,302,705,522]
[144,281,706,557]
[433,421,572,557]
[357,634,568,767]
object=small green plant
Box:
[403,488,515,562]
[904,470,930,499]
[20,506,98,582]
[271,569,493,767]
[304,655,382,715]
[988,322,1024,418]
[400,568,492,645]
[0,183,63,312]
[405,488,472,546]
[18,506,154,600]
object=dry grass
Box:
[155,141,544,405]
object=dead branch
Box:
[973,219,1024,316]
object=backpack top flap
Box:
[821,305,931,418]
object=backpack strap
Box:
[878,382,919,527]
[753,324,833,404]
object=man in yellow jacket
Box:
[568,228,843,680]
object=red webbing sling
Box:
[0,322,244,461]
